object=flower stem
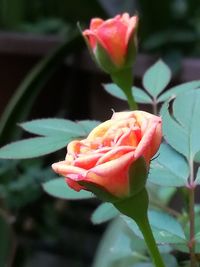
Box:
[152,99,158,115]
[124,85,138,110]
[189,187,196,267]
[136,214,166,267]
[188,159,196,267]
[114,189,166,267]
[111,68,138,110]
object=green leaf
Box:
[20,118,85,137]
[77,120,101,134]
[148,143,189,187]
[194,230,200,252]
[43,178,94,200]
[0,136,71,159]
[134,256,178,267]
[91,203,119,224]
[156,187,176,205]
[158,80,200,103]
[148,210,185,239]
[122,210,186,245]
[173,90,200,159]
[103,83,126,100]
[194,151,200,162]
[172,244,189,253]
[133,87,153,104]
[195,232,200,243]
[161,90,200,160]
[0,33,82,145]
[161,101,189,158]
[195,167,200,185]
[162,255,178,267]
[143,60,171,98]
[103,83,152,104]
[134,264,153,267]
[175,209,200,253]
[178,207,200,253]
[0,159,17,175]
[92,218,146,267]
[0,216,11,267]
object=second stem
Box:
[111,68,138,110]
[188,159,196,267]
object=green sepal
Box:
[129,157,148,196]
[95,42,121,73]
[114,188,149,223]
[124,27,138,68]
[111,67,133,93]
[95,39,137,74]
[79,21,118,73]
[78,180,119,203]
[94,26,137,74]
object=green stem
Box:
[111,68,138,110]
[125,86,137,110]
[152,99,158,115]
[136,214,166,267]
[189,187,196,267]
[188,159,196,267]
[114,189,166,267]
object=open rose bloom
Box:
[52,111,162,199]
[83,13,138,72]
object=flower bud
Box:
[82,13,138,74]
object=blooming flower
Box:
[52,111,162,198]
[82,13,138,73]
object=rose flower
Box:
[52,111,162,199]
[82,13,138,73]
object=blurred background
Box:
[0,0,200,266]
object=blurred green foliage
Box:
[0,23,84,266]
[138,0,200,63]
[0,0,107,33]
